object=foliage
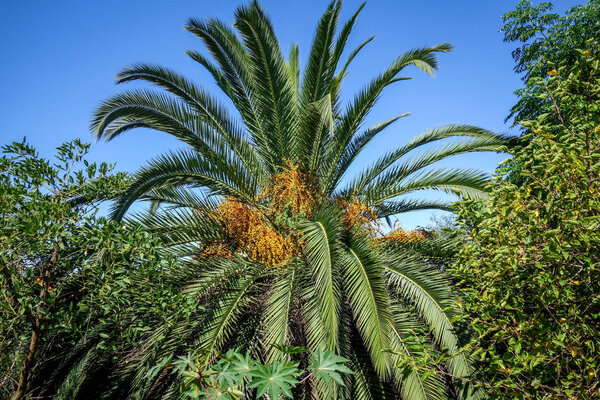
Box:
[0,139,129,399]
[307,348,354,386]
[451,49,600,398]
[158,348,351,399]
[28,1,513,399]
[0,140,194,400]
[501,0,600,127]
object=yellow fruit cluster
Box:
[201,242,232,259]
[204,197,298,266]
[201,162,422,265]
[260,159,318,218]
[337,194,380,236]
[201,160,316,266]
[380,225,429,244]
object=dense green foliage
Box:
[71,1,511,398]
[8,1,600,399]
[0,140,125,399]
[0,141,193,399]
[502,0,600,126]
[451,50,600,398]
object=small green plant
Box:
[149,347,352,399]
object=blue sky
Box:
[0,1,576,228]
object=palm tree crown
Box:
[90,1,511,398]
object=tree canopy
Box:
[451,47,600,399]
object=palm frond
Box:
[382,247,475,395]
[183,257,250,301]
[261,264,298,361]
[117,63,266,179]
[321,44,452,192]
[287,43,300,103]
[235,1,298,163]
[336,35,374,81]
[140,185,217,211]
[334,43,452,143]
[297,0,340,170]
[195,262,266,360]
[340,232,392,376]
[307,93,337,173]
[126,206,221,256]
[346,323,397,400]
[331,2,366,74]
[363,167,491,206]
[297,207,342,350]
[329,35,375,114]
[110,149,256,220]
[389,310,446,400]
[185,19,264,138]
[92,89,214,148]
[301,1,340,105]
[345,124,513,195]
[373,198,454,218]
[298,273,327,353]
[324,113,409,193]
[349,360,376,400]
[53,349,95,400]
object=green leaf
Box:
[219,349,255,387]
[248,360,301,399]
[308,349,353,386]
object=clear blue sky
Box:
[0,0,576,228]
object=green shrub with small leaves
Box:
[0,140,195,400]
[0,139,128,399]
[451,47,600,398]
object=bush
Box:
[452,48,600,398]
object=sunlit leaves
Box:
[452,49,600,398]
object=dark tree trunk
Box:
[11,318,41,400]
[11,245,58,400]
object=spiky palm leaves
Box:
[84,1,511,398]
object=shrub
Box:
[452,48,600,398]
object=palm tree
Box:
[89,1,510,398]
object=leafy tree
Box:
[26,227,189,400]
[0,140,199,400]
[451,48,600,398]
[0,139,128,399]
[501,0,600,127]
[80,1,513,398]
